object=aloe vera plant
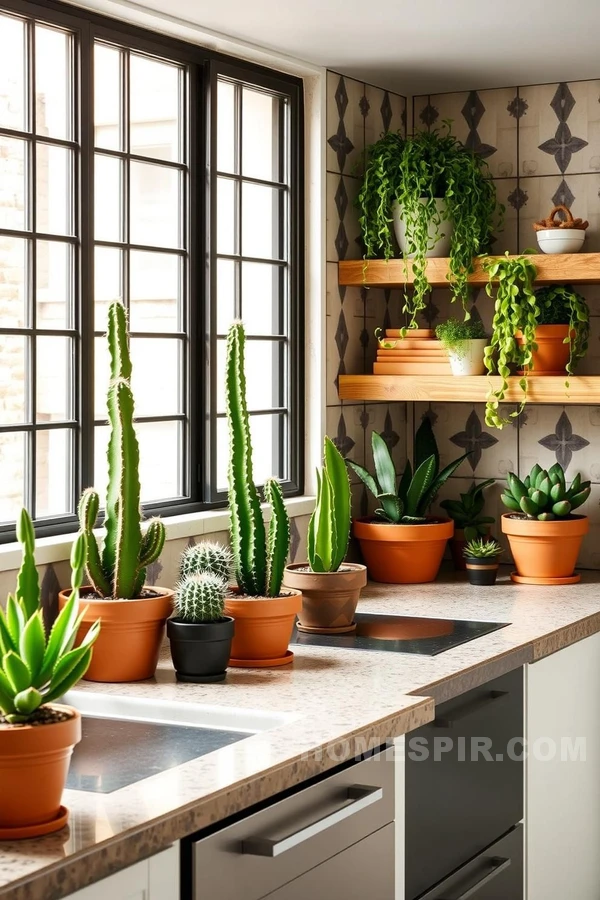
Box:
[78,301,165,599]
[348,417,471,524]
[502,463,591,520]
[225,322,290,596]
[463,537,503,559]
[0,511,100,724]
[308,437,352,573]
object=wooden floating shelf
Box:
[338,253,600,288]
[338,375,600,404]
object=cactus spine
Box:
[174,573,227,622]
[179,542,234,582]
[225,322,290,597]
[78,301,165,598]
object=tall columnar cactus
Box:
[174,573,227,623]
[308,437,351,573]
[225,322,290,597]
[78,301,166,599]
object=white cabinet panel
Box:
[62,845,178,900]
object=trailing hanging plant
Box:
[435,317,486,360]
[357,123,501,328]
[534,284,590,374]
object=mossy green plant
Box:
[435,317,487,360]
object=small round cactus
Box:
[174,573,227,623]
[179,541,233,582]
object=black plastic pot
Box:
[464,556,500,586]
[167,616,234,683]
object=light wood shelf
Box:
[338,375,600,404]
[338,253,600,288]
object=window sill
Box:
[0,496,316,572]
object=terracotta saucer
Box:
[510,572,580,585]
[296,622,357,635]
[0,806,69,840]
[229,650,294,668]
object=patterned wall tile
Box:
[518,173,600,252]
[518,405,600,481]
[326,172,362,262]
[364,84,407,148]
[327,404,365,471]
[289,515,311,563]
[494,177,520,254]
[326,72,365,176]
[364,403,407,475]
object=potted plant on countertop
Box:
[167,543,235,683]
[463,537,503,586]
[224,322,301,667]
[348,418,470,584]
[59,300,171,683]
[0,512,100,839]
[440,478,496,570]
[357,125,500,328]
[501,463,590,585]
[435,317,489,376]
[283,437,367,635]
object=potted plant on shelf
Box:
[348,418,470,583]
[224,322,301,667]
[0,512,100,839]
[529,284,590,375]
[501,463,590,585]
[440,479,496,570]
[463,537,503,586]
[167,543,235,683]
[283,437,367,635]
[435,317,489,376]
[59,301,171,683]
[357,126,500,327]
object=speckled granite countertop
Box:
[3,567,600,900]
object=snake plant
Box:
[308,437,352,573]
[225,322,290,597]
[502,463,590,520]
[440,479,496,541]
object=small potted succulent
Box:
[435,317,488,376]
[348,418,469,583]
[167,542,235,683]
[0,512,100,838]
[463,537,503,586]
[224,322,301,667]
[440,479,496,570]
[501,463,590,584]
[283,437,367,635]
[59,301,171,683]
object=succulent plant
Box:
[78,301,165,599]
[0,511,101,724]
[440,479,496,541]
[463,537,503,559]
[225,322,290,597]
[308,437,351,573]
[174,573,227,623]
[502,463,591,521]
[179,542,233,583]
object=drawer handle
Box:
[241,784,383,858]
[440,856,511,900]
[434,691,508,728]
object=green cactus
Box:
[179,542,234,582]
[308,437,351,573]
[173,573,227,623]
[78,301,165,599]
[502,463,591,521]
[225,322,290,597]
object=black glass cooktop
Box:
[290,613,509,656]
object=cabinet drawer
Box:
[421,825,523,900]
[192,753,393,900]
[406,668,523,899]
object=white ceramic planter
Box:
[536,228,585,254]
[446,338,488,376]
[393,198,453,258]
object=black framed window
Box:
[0,0,304,539]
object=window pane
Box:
[130,54,181,163]
[137,419,183,501]
[94,246,122,331]
[242,183,283,260]
[0,335,27,424]
[217,177,237,255]
[130,337,182,416]
[242,87,280,182]
[94,424,109,506]
[36,241,73,329]
[94,335,109,419]
[217,79,236,174]
[130,250,180,333]
[35,25,71,141]
[94,43,122,151]
[217,338,283,412]
[36,428,72,517]
[95,154,122,242]
[250,413,284,482]
[37,336,73,422]
[0,236,27,327]
[36,143,73,235]
[216,258,236,333]
[0,431,25,523]
[0,136,26,231]
[130,160,181,248]
[0,15,26,132]
[242,261,282,335]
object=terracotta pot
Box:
[501,513,588,581]
[0,705,80,833]
[58,588,174,683]
[353,517,454,584]
[224,589,302,666]
[282,563,367,634]
[516,325,573,374]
